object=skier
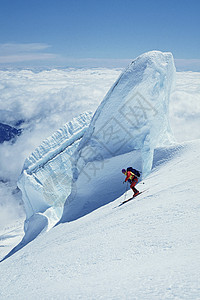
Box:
[122,168,140,197]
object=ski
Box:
[118,190,148,207]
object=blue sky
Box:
[0,0,200,69]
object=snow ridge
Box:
[23,111,92,173]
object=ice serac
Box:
[17,111,92,231]
[75,51,176,178]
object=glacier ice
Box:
[75,51,176,179]
[17,111,92,230]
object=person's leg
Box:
[130,178,139,195]
[132,186,139,193]
[132,186,139,195]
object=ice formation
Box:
[75,51,176,179]
[60,51,176,222]
[18,111,92,230]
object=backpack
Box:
[127,167,141,177]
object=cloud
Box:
[56,57,132,68]
[0,43,51,53]
[0,43,130,67]
[170,71,200,142]
[63,57,200,70]
[0,53,57,63]
[0,43,57,64]
[0,44,200,70]
[0,181,25,229]
[175,59,200,72]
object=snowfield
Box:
[0,139,200,299]
[0,50,200,299]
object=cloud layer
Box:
[175,59,200,72]
[0,67,199,230]
[0,43,51,53]
[170,71,200,142]
[0,43,57,64]
[1,43,200,70]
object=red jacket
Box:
[124,171,135,182]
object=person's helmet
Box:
[122,169,126,174]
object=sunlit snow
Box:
[0,50,200,299]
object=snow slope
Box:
[0,219,25,261]
[0,139,200,299]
